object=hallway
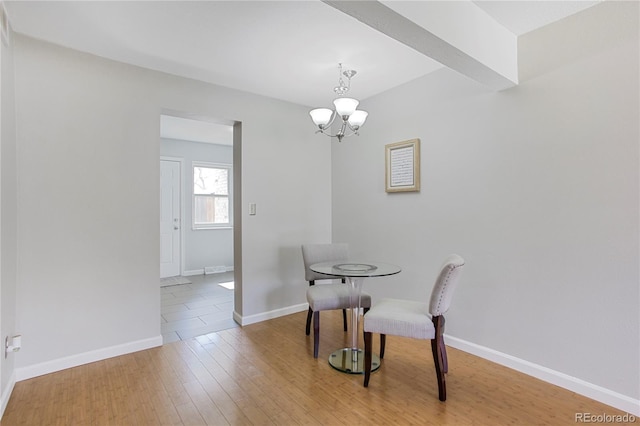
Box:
[161,272,238,343]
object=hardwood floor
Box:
[1,310,627,425]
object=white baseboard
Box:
[445,335,640,416]
[183,267,234,277]
[183,269,203,277]
[15,335,163,382]
[234,303,308,326]
[0,370,16,420]
[232,304,365,327]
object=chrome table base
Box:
[329,348,380,374]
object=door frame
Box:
[159,111,242,323]
[160,156,185,278]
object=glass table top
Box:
[310,261,401,278]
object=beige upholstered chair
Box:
[363,254,465,401]
[302,243,372,358]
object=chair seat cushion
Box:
[306,284,372,311]
[364,298,435,340]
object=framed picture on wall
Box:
[385,138,420,193]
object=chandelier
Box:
[309,63,368,142]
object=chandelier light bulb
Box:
[309,108,334,127]
[347,110,368,127]
[333,97,359,117]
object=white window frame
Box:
[192,161,233,230]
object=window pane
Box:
[214,197,229,223]
[194,167,228,195]
[194,196,213,224]
[194,195,229,225]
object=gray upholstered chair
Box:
[302,243,372,358]
[363,254,465,401]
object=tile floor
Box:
[160,271,238,343]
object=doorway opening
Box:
[158,113,240,343]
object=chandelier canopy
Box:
[309,63,368,142]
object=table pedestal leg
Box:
[328,277,380,374]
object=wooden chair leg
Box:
[313,311,320,358]
[440,337,448,374]
[439,315,448,373]
[379,334,386,359]
[431,316,446,401]
[306,280,315,336]
[362,307,369,332]
[364,331,373,387]
[306,308,313,336]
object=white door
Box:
[160,159,181,278]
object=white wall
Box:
[160,138,234,274]
[13,35,331,375]
[0,15,18,414]
[332,5,638,411]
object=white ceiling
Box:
[473,1,600,35]
[4,0,601,143]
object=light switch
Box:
[249,203,257,215]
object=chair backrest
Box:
[428,254,465,316]
[301,243,349,282]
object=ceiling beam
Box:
[323,0,518,91]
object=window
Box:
[193,162,231,229]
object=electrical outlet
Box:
[5,335,22,357]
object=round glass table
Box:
[310,260,401,374]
